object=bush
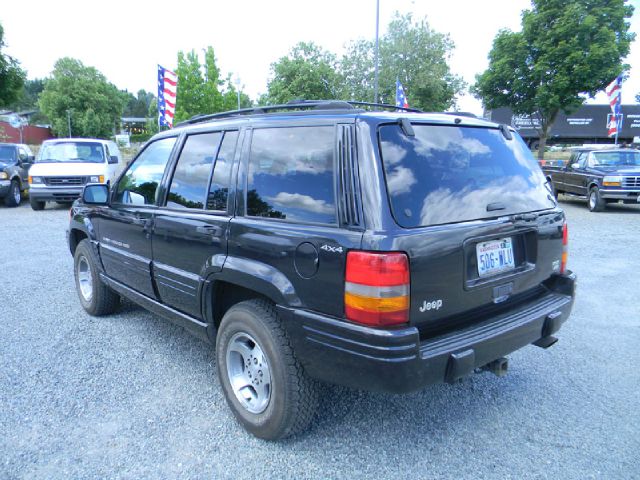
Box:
[130,133,153,143]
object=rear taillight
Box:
[560,222,568,274]
[344,251,410,327]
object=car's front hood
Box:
[591,166,640,175]
[28,162,107,177]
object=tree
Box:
[39,58,125,138]
[123,89,155,118]
[263,42,343,104]
[341,13,465,110]
[474,0,635,159]
[0,23,26,107]
[9,78,49,124]
[174,46,241,123]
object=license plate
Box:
[476,237,515,277]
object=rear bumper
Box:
[280,272,576,393]
[29,186,84,202]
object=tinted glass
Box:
[379,124,555,228]
[167,132,222,209]
[115,137,176,205]
[37,142,105,163]
[247,126,336,224]
[208,131,238,211]
[0,146,16,162]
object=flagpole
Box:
[373,0,380,104]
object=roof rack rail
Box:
[175,99,424,127]
[442,111,478,119]
[347,101,423,113]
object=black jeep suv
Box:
[67,101,576,440]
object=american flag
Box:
[395,80,409,109]
[605,75,623,137]
[157,65,177,128]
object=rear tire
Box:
[74,239,120,315]
[216,299,318,440]
[30,197,45,210]
[4,180,21,207]
[588,186,606,212]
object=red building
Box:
[0,121,53,144]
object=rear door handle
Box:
[196,225,221,235]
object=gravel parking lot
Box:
[1,199,639,479]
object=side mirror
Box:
[82,184,109,205]
[108,155,119,164]
[570,163,580,169]
[28,155,35,162]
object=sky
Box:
[1,0,639,114]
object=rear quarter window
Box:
[379,124,554,228]
[247,126,336,224]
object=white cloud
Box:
[268,192,334,214]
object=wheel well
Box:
[588,182,598,191]
[210,281,272,329]
[69,229,88,255]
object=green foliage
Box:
[341,13,465,110]
[38,57,125,138]
[123,89,155,118]
[0,23,26,107]
[174,46,246,122]
[8,79,49,124]
[474,0,635,157]
[264,42,343,104]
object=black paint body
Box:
[68,111,576,393]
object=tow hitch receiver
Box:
[480,357,509,377]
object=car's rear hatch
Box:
[376,121,564,336]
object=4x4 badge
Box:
[320,244,343,253]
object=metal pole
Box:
[374,0,380,104]
[237,89,241,110]
[66,110,72,137]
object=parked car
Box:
[67,101,576,440]
[0,143,34,207]
[28,138,124,210]
[542,148,640,211]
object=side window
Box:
[247,126,336,224]
[167,132,222,209]
[208,131,238,211]
[576,152,587,169]
[18,147,28,161]
[115,137,176,205]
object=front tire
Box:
[30,197,45,210]
[74,239,120,315]
[4,180,21,207]
[216,299,318,440]
[588,186,606,212]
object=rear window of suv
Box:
[378,124,555,228]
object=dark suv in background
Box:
[0,143,34,207]
[67,101,576,440]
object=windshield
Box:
[0,145,16,163]
[592,151,640,167]
[37,142,105,163]
[379,124,555,228]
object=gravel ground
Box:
[1,198,639,479]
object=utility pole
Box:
[234,75,242,110]
[374,0,380,104]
